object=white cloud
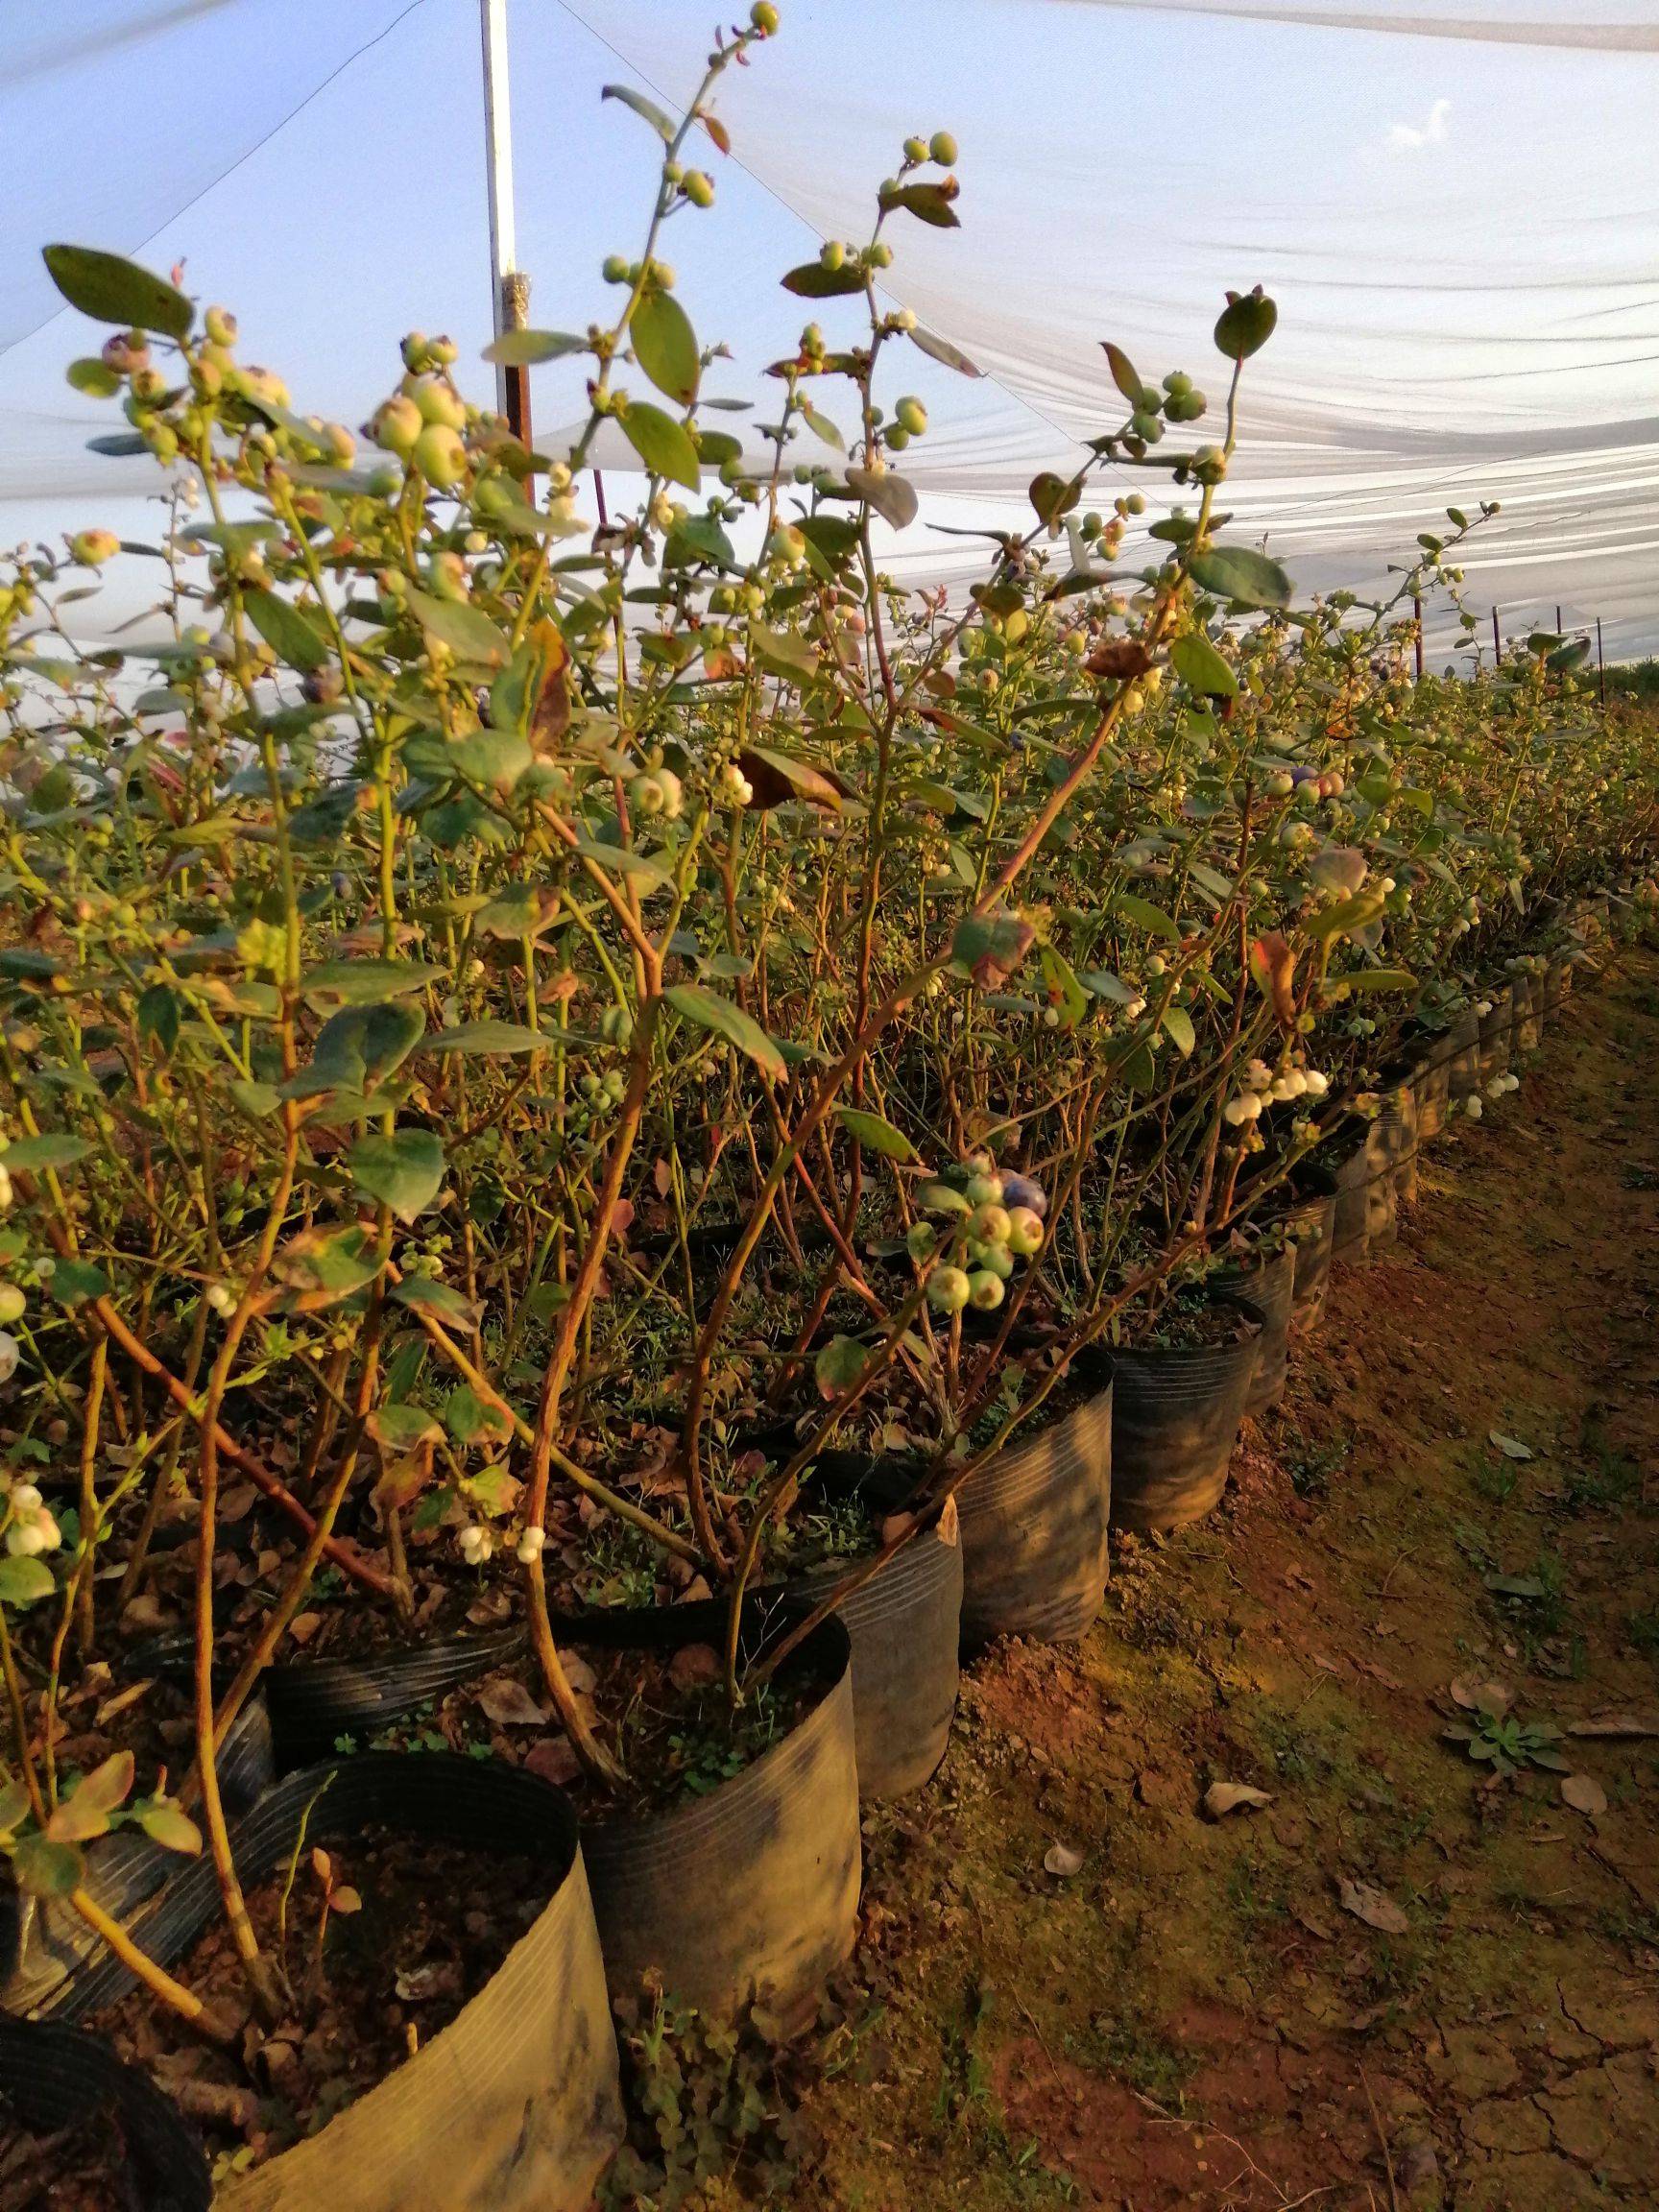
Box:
[1386,97,1452,153]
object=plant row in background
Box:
[2,12,1658,2203]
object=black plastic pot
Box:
[54,1754,622,2212]
[779,1479,963,1799]
[1509,968,1543,1056]
[1214,1245,1294,1416]
[1280,1165,1338,1337]
[1329,1128,1377,1263]
[1379,1082,1420,1214]
[2,1694,274,2017]
[955,1352,1113,1647]
[1108,1303,1263,1534]
[0,2015,211,2211]
[1410,1042,1453,1142]
[565,1609,860,2028]
[1478,985,1513,1083]
[1444,1007,1483,1101]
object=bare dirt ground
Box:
[792,942,1659,2211]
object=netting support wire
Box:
[482,0,532,449]
[1412,590,1424,681]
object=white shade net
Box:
[4,0,1657,657]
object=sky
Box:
[3,0,1658,656]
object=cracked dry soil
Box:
[784,943,1659,2211]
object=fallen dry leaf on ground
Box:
[1043,1841,1084,1879]
[1337,1877,1410,1935]
[1202,1781,1274,1819]
[1560,1773,1608,1816]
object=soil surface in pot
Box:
[345,1642,820,1820]
[92,1826,551,2176]
[0,2092,143,2212]
[1118,1288,1259,1353]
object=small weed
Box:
[1444,1705,1569,1780]
[602,1979,809,2211]
[1472,1455,1520,1505]
[1627,1606,1659,1662]
[1285,1431,1348,1501]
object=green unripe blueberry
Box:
[903,135,928,162]
[927,1264,972,1315]
[751,1,780,32]
[895,395,927,436]
[820,239,845,272]
[929,130,958,164]
[968,1268,1005,1310]
[413,423,469,486]
[684,170,715,208]
[602,253,630,284]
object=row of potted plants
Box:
[3,12,1657,2199]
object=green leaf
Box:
[46,1751,133,1843]
[0,1556,56,1609]
[781,261,869,300]
[228,1079,282,1119]
[1029,471,1080,526]
[663,984,786,1082]
[346,1128,446,1224]
[909,325,982,377]
[287,1000,425,1099]
[301,960,445,1007]
[13,1833,83,1899]
[42,245,193,338]
[814,1334,870,1401]
[1160,1004,1196,1056]
[845,467,919,531]
[835,1107,917,1163]
[881,181,960,229]
[405,589,513,668]
[619,402,701,492]
[632,290,701,406]
[137,982,181,1056]
[569,835,675,888]
[134,1799,203,1855]
[416,1021,546,1056]
[1188,545,1292,613]
[1170,632,1238,699]
[50,1258,108,1308]
[1102,342,1148,406]
[1113,894,1181,943]
[0,1135,91,1174]
[242,589,330,673]
[1329,968,1415,997]
[800,402,845,451]
[481,327,588,366]
[1214,289,1278,360]
[444,1384,511,1447]
[950,914,1036,986]
[389,1276,479,1327]
[1305,891,1386,945]
[1039,945,1089,1030]
[601,82,675,139]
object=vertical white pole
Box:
[481,0,517,421]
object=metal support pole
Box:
[1597,615,1606,707]
[1492,606,1502,667]
[481,0,532,450]
[1555,604,1563,635]
[1412,591,1424,680]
